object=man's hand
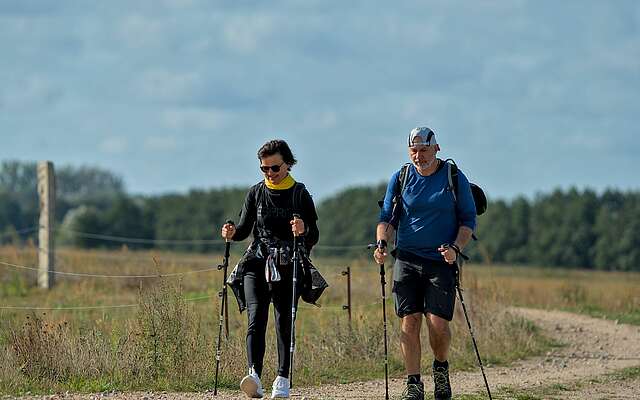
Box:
[373,240,388,265]
[438,244,458,265]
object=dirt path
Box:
[288,308,640,399]
[20,308,640,399]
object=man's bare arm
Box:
[453,226,473,250]
[376,222,395,244]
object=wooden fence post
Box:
[37,161,55,289]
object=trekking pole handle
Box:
[368,242,388,270]
[292,213,301,238]
[218,220,234,270]
[223,219,235,243]
[367,240,387,250]
[441,243,469,261]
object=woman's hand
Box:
[290,216,305,236]
[221,222,236,241]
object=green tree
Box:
[151,187,247,252]
[474,199,510,263]
[316,183,386,257]
[504,196,531,263]
[616,198,640,271]
[0,161,126,238]
[593,190,627,270]
[101,196,154,249]
[61,206,105,248]
[527,188,597,268]
[0,190,23,245]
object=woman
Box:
[221,139,319,399]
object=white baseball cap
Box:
[408,126,437,147]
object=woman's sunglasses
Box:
[260,163,284,173]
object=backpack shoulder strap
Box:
[378,164,409,209]
[444,158,459,203]
[292,182,306,214]
[255,181,266,206]
[444,159,480,241]
[397,163,411,195]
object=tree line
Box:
[1,161,638,271]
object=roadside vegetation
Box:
[1,246,638,395]
[471,265,640,325]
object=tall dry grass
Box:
[3,245,635,394]
[470,265,640,324]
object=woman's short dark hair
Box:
[257,139,297,167]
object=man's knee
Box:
[401,313,422,333]
[427,314,450,336]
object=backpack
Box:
[444,159,487,216]
[380,159,487,231]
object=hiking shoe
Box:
[401,381,424,400]
[433,362,452,400]
[270,375,290,398]
[240,367,264,398]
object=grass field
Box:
[0,245,638,395]
[470,264,640,325]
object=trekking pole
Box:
[214,219,234,396]
[367,243,390,400]
[450,253,492,400]
[289,214,301,388]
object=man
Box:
[374,127,476,400]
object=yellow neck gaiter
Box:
[264,174,295,190]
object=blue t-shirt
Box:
[379,162,477,261]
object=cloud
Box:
[222,13,276,53]
[162,0,198,9]
[560,133,609,152]
[1,1,638,199]
[136,69,202,102]
[0,76,62,110]
[299,109,338,130]
[144,135,177,151]
[0,0,60,16]
[117,14,165,48]
[99,137,129,155]
[162,107,229,131]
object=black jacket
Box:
[233,181,319,251]
[227,180,320,312]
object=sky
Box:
[1,0,638,201]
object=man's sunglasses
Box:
[260,163,284,173]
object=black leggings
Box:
[244,265,299,378]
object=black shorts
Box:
[392,250,456,321]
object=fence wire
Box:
[0,243,381,313]
[0,259,218,278]
[8,226,371,250]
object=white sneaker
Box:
[270,375,290,399]
[240,367,264,398]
